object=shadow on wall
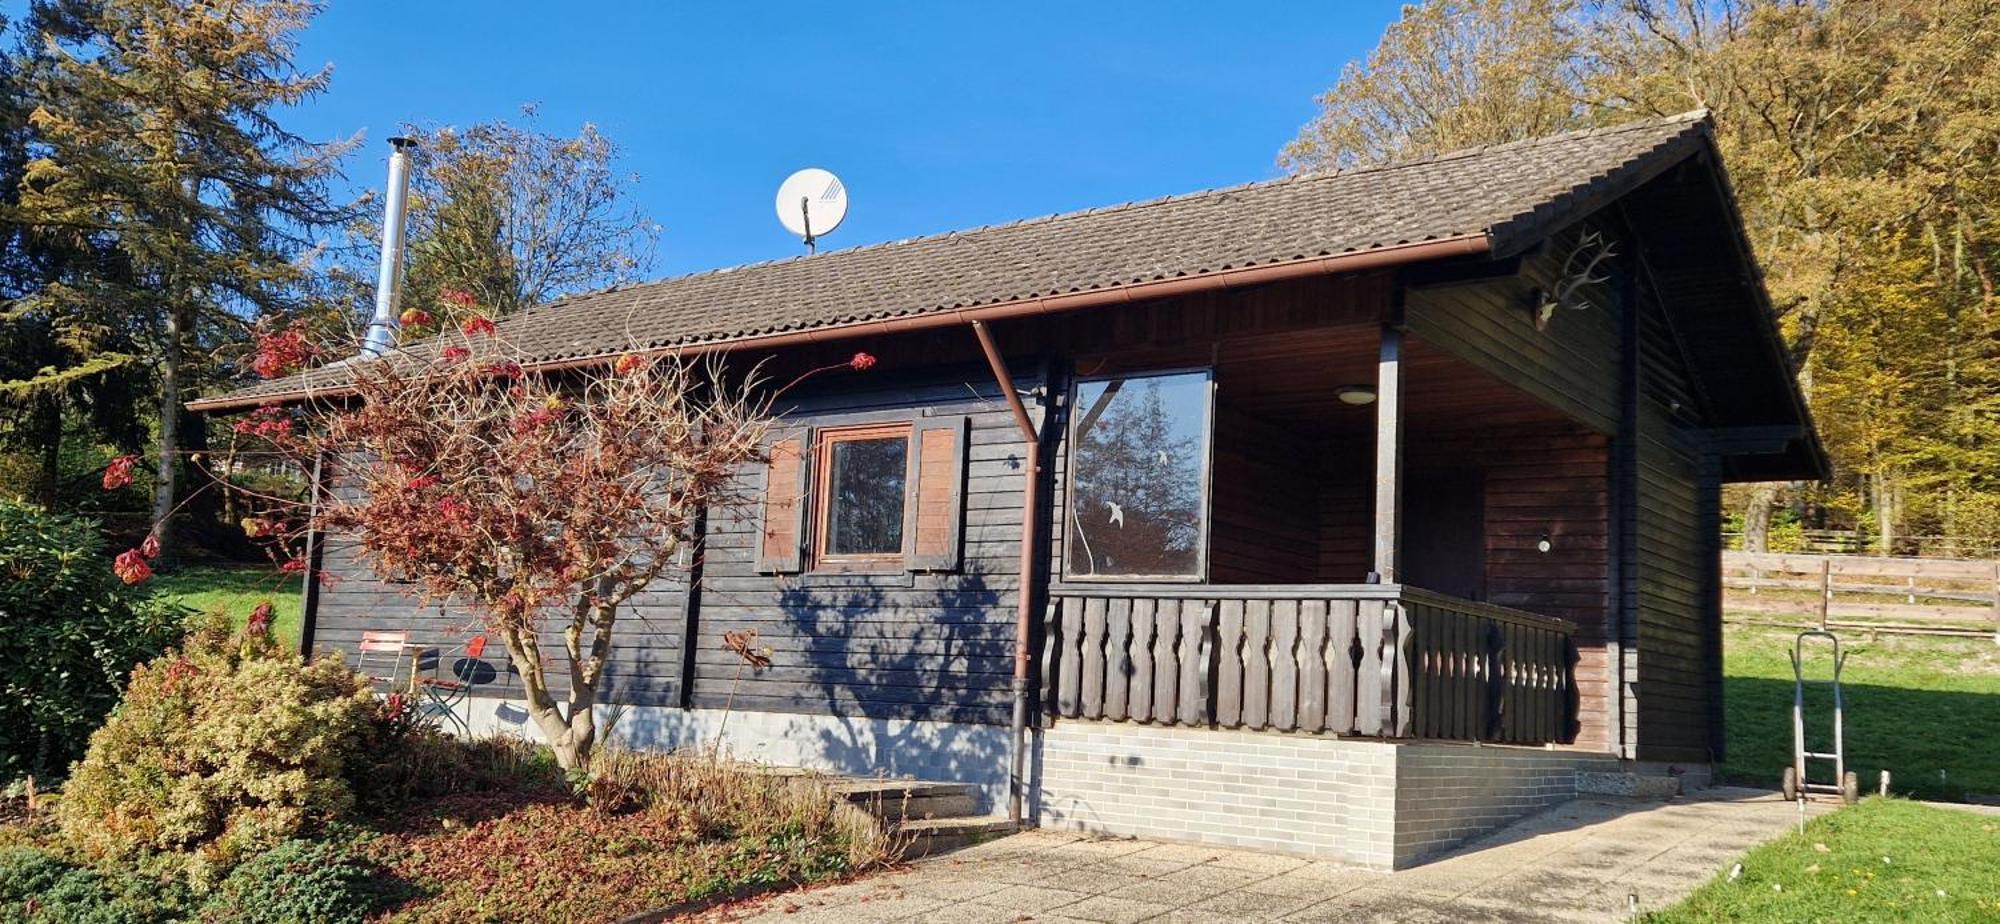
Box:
[773,565,1013,798]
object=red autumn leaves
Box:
[105,460,160,579]
[252,328,315,380]
[102,454,139,490]
[114,535,160,585]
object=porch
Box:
[1041,583,1577,745]
[1045,313,1610,751]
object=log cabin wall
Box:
[309,462,697,707]
[1208,409,1324,584]
[693,371,1048,726]
[1404,427,1611,751]
[1630,241,1721,764]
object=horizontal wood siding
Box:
[1631,266,1717,762]
[309,462,694,707]
[1210,410,1323,583]
[692,374,1045,725]
[1404,230,1621,435]
[1407,428,1610,751]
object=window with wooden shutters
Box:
[811,423,912,570]
[906,415,967,571]
[755,432,808,573]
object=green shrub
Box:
[0,845,192,924]
[0,500,187,782]
[55,619,376,883]
[0,844,71,901]
[195,837,386,924]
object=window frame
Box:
[809,421,916,573]
[1062,366,1217,583]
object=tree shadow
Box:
[749,565,1016,811]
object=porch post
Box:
[1373,325,1403,583]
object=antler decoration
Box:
[1532,228,1618,330]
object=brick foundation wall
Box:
[1393,745,1617,865]
[1033,721,1619,868]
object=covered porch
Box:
[1044,318,1608,749]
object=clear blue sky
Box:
[259,3,1404,277]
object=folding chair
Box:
[356,630,411,691]
[418,635,501,735]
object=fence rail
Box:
[1723,550,2000,639]
[1040,583,1577,745]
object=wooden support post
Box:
[1818,558,1833,631]
[295,453,327,659]
[1373,326,1403,583]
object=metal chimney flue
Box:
[360,136,419,357]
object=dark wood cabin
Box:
[193,113,1823,861]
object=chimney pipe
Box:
[360,136,419,357]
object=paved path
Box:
[702,787,1829,923]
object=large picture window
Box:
[813,423,910,567]
[1066,370,1212,579]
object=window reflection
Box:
[1067,371,1210,578]
[825,435,907,556]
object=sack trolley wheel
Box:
[1787,629,1858,805]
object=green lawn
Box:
[149,565,303,648]
[1720,624,2000,802]
[1650,798,2000,922]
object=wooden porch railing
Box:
[1040,584,1577,745]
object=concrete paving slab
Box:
[700,787,1823,923]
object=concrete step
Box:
[896,815,1018,858]
[833,779,979,823]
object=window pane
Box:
[826,436,907,556]
[1067,372,1210,578]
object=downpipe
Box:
[971,320,1040,825]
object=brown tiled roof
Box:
[193,113,1716,411]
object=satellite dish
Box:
[776,168,848,252]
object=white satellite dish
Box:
[776,167,848,252]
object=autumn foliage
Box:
[273,330,775,769]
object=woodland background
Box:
[3,0,1997,561]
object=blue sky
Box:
[76,1,1404,278]
[287,1,1403,276]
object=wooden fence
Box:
[1723,551,2000,639]
[1039,584,1577,745]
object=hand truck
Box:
[1780,629,1861,804]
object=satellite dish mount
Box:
[777,168,848,254]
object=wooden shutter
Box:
[755,432,808,573]
[906,415,968,572]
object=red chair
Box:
[418,635,500,735]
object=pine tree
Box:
[12,0,352,555]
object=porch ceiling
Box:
[1213,324,1578,438]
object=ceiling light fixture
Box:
[1336,385,1377,406]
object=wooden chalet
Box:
[193,112,1824,867]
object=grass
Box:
[1720,623,2000,802]
[148,564,303,648]
[1649,798,2000,922]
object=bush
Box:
[349,729,560,812]
[0,500,187,782]
[195,837,386,924]
[55,619,376,882]
[0,845,192,924]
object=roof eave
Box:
[187,233,1494,414]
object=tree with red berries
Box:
[272,324,811,770]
